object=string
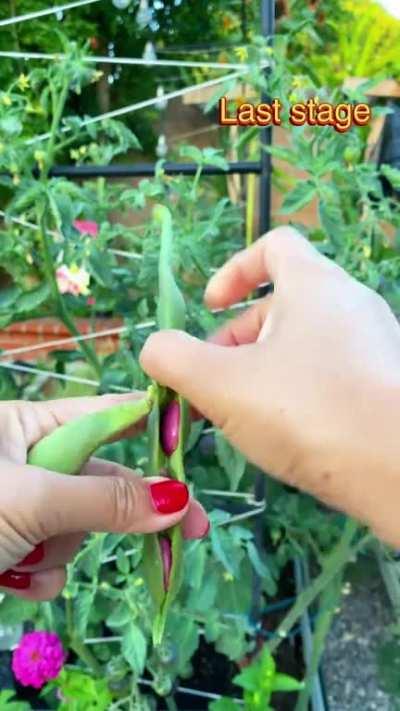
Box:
[26,69,247,145]
[0,49,251,71]
[0,0,102,28]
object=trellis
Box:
[0,1,328,708]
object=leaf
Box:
[246,540,269,578]
[280,181,316,214]
[272,672,304,692]
[106,601,132,628]
[16,284,50,313]
[0,596,38,625]
[209,699,240,711]
[72,588,96,638]
[116,547,130,576]
[0,690,30,710]
[210,527,235,576]
[215,430,246,491]
[121,622,147,675]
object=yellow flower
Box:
[70,149,80,161]
[34,150,46,171]
[13,174,20,186]
[363,245,372,259]
[79,145,87,156]
[90,70,104,84]
[26,254,33,265]
[234,46,248,63]
[17,74,30,92]
[2,95,12,107]
[223,571,234,582]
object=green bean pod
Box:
[142,204,189,646]
[28,388,154,474]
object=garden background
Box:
[0,0,400,709]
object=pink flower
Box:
[12,631,66,689]
[56,263,90,296]
[87,296,96,306]
[73,219,99,238]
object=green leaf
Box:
[280,181,316,214]
[72,588,96,638]
[272,672,304,692]
[0,596,38,625]
[209,699,240,711]
[106,601,132,628]
[210,527,236,576]
[0,690,30,710]
[16,284,50,313]
[116,547,130,576]
[121,622,147,675]
[246,540,269,579]
[215,430,247,491]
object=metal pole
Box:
[250,0,275,626]
[47,160,261,179]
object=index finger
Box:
[204,226,315,309]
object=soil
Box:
[322,555,393,711]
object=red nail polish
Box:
[150,480,189,514]
[0,570,31,590]
[16,543,44,567]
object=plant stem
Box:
[268,517,360,654]
[295,573,343,711]
[165,695,178,711]
[36,209,101,375]
[65,597,102,676]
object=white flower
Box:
[56,264,90,296]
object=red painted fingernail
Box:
[0,570,31,590]
[16,543,44,567]
[150,480,189,514]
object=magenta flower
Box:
[73,219,99,238]
[12,631,66,689]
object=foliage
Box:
[0,1,398,707]
[210,646,303,711]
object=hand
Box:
[0,393,208,598]
[140,227,400,546]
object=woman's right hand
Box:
[141,227,400,546]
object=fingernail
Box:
[0,570,31,590]
[16,543,44,567]
[150,480,189,514]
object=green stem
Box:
[165,695,178,711]
[43,79,70,176]
[268,518,360,654]
[295,573,343,711]
[37,208,101,375]
[65,597,102,676]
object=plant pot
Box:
[0,317,123,361]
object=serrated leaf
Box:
[106,601,131,628]
[280,181,316,214]
[215,430,246,491]
[121,623,147,674]
[72,587,96,638]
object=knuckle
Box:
[109,477,140,531]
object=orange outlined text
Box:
[218,97,371,134]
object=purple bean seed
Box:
[160,400,180,456]
[159,536,172,591]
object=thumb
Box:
[139,329,250,426]
[27,460,190,538]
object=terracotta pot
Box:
[0,317,123,361]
